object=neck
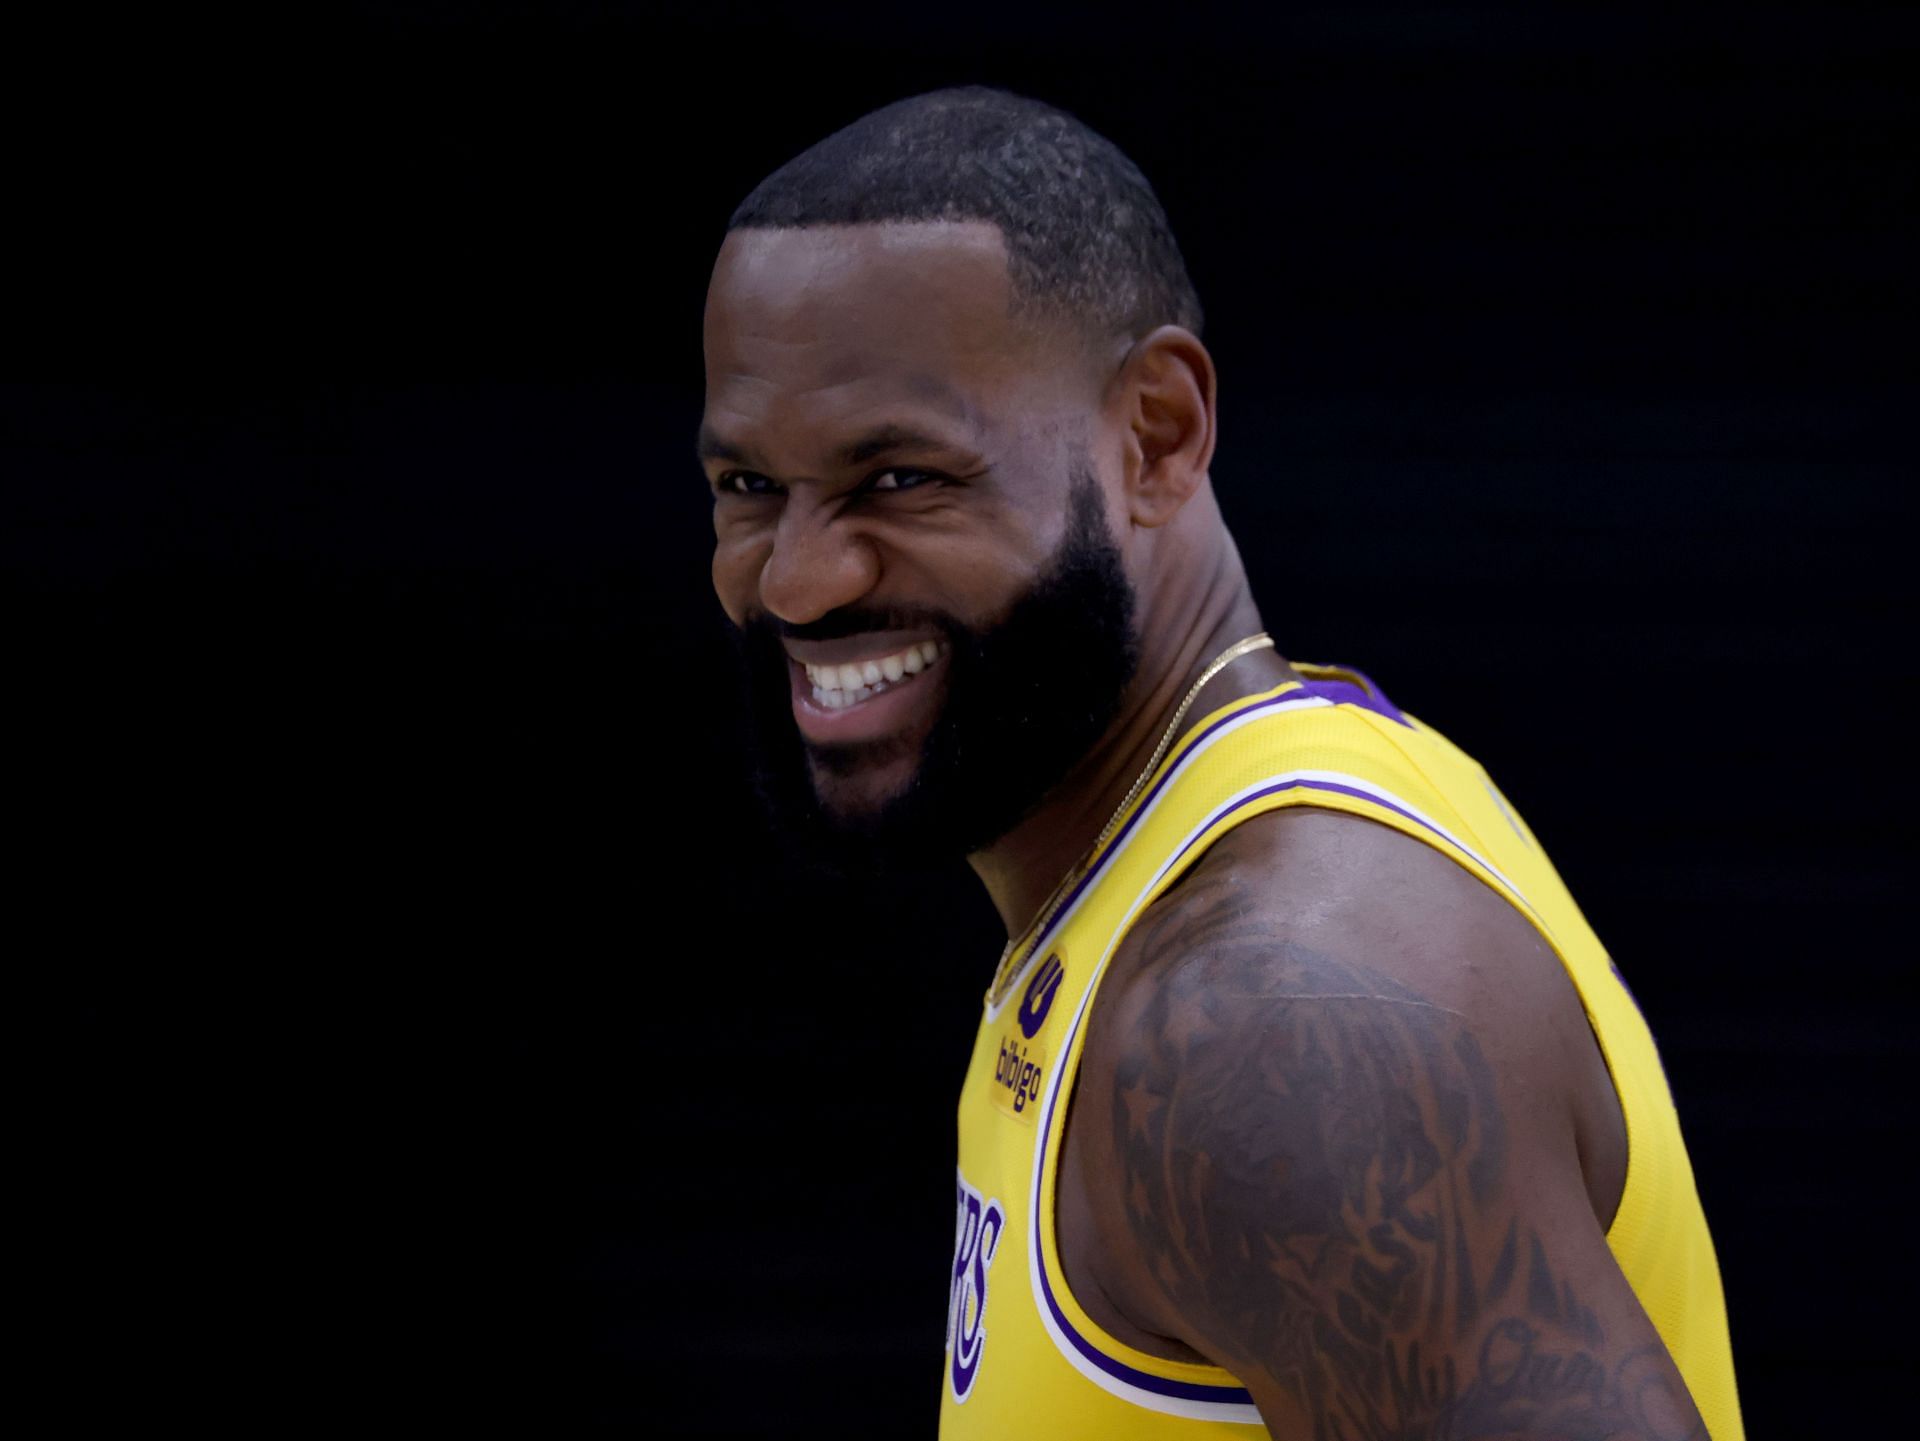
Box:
[965,552,1294,943]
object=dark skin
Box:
[703,221,1697,1438]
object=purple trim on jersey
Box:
[1608,957,1672,1088]
[1024,689,1312,964]
[1159,776,1546,932]
[1031,1238,1256,1404]
[1292,666,1412,728]
[1022,691,1314,1409]
[1022,672,1406,968]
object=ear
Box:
[1111,325,1217,529]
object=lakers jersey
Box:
[941,663,1743,1439]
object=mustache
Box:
[738,606,963,645]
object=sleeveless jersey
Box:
[941,663,1743,1439]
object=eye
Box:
[716,470,782,497]
[865,467,940,493]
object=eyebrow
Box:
[833,423,955,469]
[695,421,963,472]
[695,424,751,466]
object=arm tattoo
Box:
[1111,878,1705,1441]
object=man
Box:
[700,87,1743,1439]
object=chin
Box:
[808,755,923,826]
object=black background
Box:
[7,3,1912,1434]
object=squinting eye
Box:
[867,468,937,492]
[719,471,781,497]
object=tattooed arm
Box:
[1067,810,1706,1440]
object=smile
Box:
[802,640,946,710]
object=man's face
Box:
[702,221,1138,862]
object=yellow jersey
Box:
[941,663,1742,1439]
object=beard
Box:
[729,469,1140,879]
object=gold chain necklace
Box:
[984,631,1274,1008]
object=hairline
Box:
[720,216,1136,377]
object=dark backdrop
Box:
[8,3,1911,1435]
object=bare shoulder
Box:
[1069,808,1690,1439]
[1080,806,1610,1166]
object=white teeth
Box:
[801,640,944,708]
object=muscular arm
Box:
[1079,816,1704,1440]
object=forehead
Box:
[703,222,1056,440]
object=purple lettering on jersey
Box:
[994,1036,1044,1114]
[947,1168,1006,1403]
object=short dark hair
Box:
[727,86,1203,345]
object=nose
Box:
[757,501,881,626]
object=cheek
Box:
[888,543,1022,627]
[711,528,768,625]
[903,493,1061,611]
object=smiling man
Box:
[700,87,1743,1440]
